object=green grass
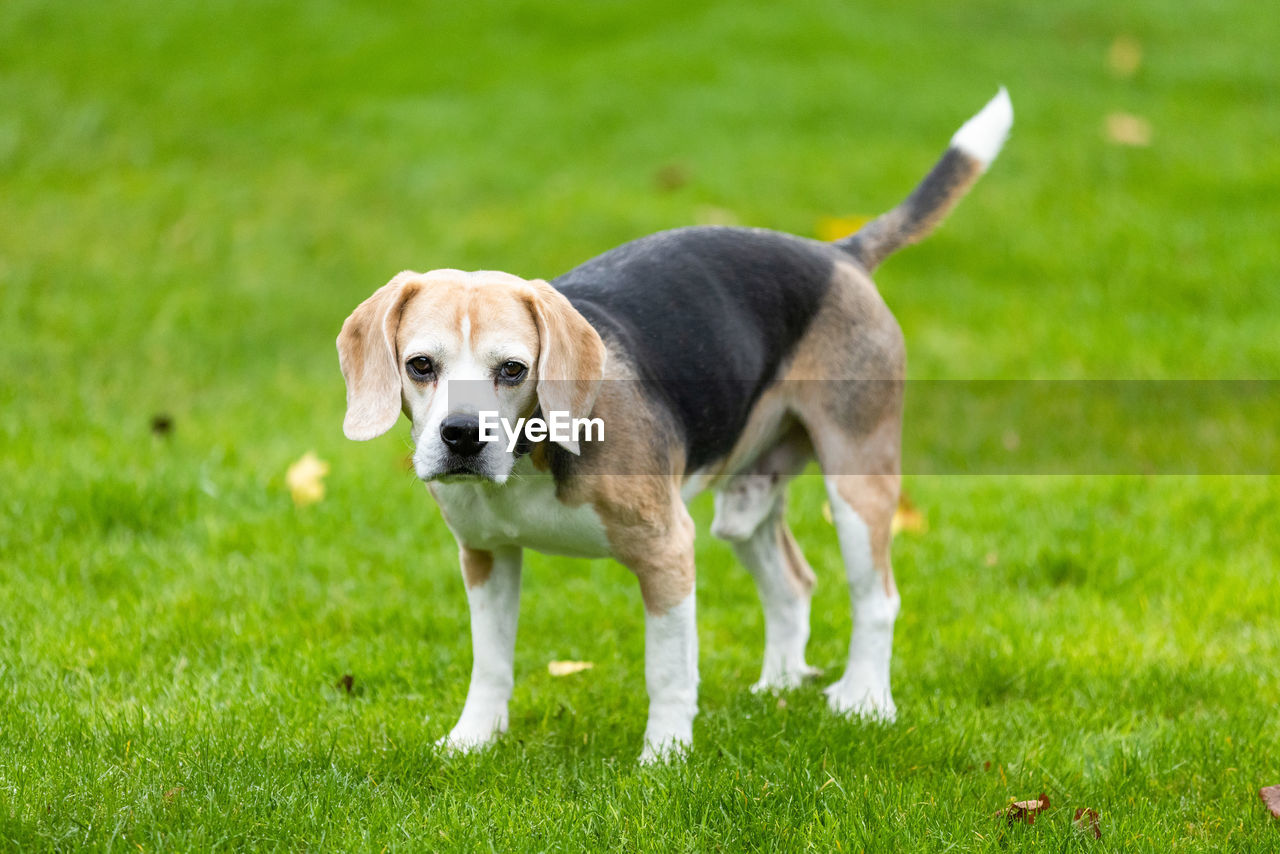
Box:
[3,0,1279,849]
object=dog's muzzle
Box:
[439,413,485,457]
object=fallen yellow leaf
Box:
[1107,36,1142,78]
[285,452,330,507]
[891,493,928,536]
[1105,112,1152,147]
[821,501,833,524]
[816,215,871,242]
[548,660,594,677]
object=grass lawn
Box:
[3,0,1279,849]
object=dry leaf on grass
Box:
[1260,785,1280,819]
[336,674,355,694]
[285,452,330,506]
[1073,807,1102,838]
[1105,112,1152,147]
[150,413,174,437]
[815,215,872,242]
[1004,792,1051,825]
[654,163,691,192]
[892,493,928,536]
[548,660,594,677]
[1107,36,1143,77]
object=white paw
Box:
[436,715,506,754]
[638,733,691,765]
[751,663,823,694]
[824,675,897,722]
[436,730,495,754]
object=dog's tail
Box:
[838,87,1012,271]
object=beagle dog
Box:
[337,89,1012,762]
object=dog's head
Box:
[337,269,606,483]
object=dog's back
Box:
[553,227,839,469]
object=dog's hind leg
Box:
[715,492,821,691]
[814,420,901,721]
[712,432,820,691]
[786,279,906,720]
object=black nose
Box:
[440,413,484,457]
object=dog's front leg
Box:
[639,583,698,763]
[611,497,700,764]
[440,545,522,752]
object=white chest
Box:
[429,463,613,559]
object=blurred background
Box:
[4,0,1277,509]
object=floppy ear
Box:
[336,272,420,441]
[526,279,607,455]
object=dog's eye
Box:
[406,356,435,380]
[497,360,527,383]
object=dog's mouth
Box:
[432,470,493,484]
[421,456,498,484]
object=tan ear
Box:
[336,272,420,441]
[527,279,607,454]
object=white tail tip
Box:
[950,86,1013,167]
